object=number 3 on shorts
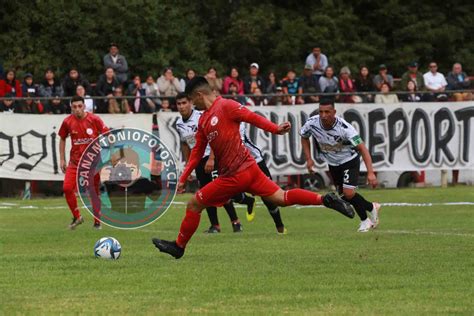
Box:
[343,169,350,184]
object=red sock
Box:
[284,188,322,206]
[65,190,81,218]
[176,210,201,248]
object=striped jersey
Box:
[300,115,362,166]
[239,122,264,163]
[176,110,211,158]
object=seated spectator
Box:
[157,67,182,104]
[0,93,18,113]
[183,68,196,86]
[63,67,91,97]
[423,62,448,101]
[128,75,154,113]
[354,66,375,102]
[142,75,161,110]
[159,98,172,112]
[400,61,425,92]
[38,68,63,99]
[0,69,22,97]
[108,86,130,114]
[205,67,223,94]
[45,93,68,114]
[21,73,37,97]
[264,71,280,105]
[223,67,244,95]
[305,46,328,82]
[103,43,128,84]
[250,87,266,106]
[18,93,45,114]
[298,64,320,104]
[446,63,472,101]
[227,82,246,105]
[95,67,120,113]
[76,84,94,113]
[281,69,302,105]
[373,64,394,90]
[401,80,422,102]
[318,66,339,95]
[374,82,399,104]
[273,86,285,105]
[338,66,360,103]
[244,63,265,94]
[0,59,3,79]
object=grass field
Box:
[0,187,473,315]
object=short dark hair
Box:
[176,92,189,100]
[71,95,84,103]
[319,96,335,107]
[110,42,119,49]
[184,76,210,95]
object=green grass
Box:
[0,187,473,315]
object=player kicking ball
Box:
[300,98,380,232]
[59,95,109,230]
[152,77,354,259]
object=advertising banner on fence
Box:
[158,102,474,175]
[0,114,151,180]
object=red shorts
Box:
[195,162,280,207]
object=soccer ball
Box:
[94,237,122,260]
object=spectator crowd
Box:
[0,44,472,114]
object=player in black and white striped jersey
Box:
[300,98,380,232]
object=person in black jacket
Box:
[95,67,120,113]
[62,67,91,97]
[243,63,266,94]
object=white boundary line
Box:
[377,229,474,237]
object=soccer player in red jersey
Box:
[58,95,109,230]
[152,77,354,259]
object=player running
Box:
[59,95,108,230]
[176,92,249,233]
[300,98,380,232]
[152,77,354,259]
[235,122,287,234]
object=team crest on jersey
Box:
[211,116,219,126]
[86,128,93,135]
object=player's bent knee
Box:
[187,196,206,213]
[263,189,286,207]
[342,188,356,199]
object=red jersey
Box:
[58,113,108,167]
[179,97,278,183]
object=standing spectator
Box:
[354,66,375,102]
[374,82,399,104]
[423,62,448,101]
[38,68,64,99]
[318,66,339,94]
[63,68,91,97]
[108,86,130,113]
[142,75,161,110]
[205,67,223,94]
[446,63,472,101]
[223,67,244,95]
[281,69,302,105]
[157,67,182,104]
[128,75,154,113]
[338,66,359,103]
[21,73,38,97]
[45,93,68,114]
[298,64,320,104]
[305,46,328,82]
[95,67,120,113]
[243,63,265,94]
[103,43,128,84]
[76,85,94,113]
[401,80,422,102]
[0,69,22,97]
[400,61,425,92]
[0,93,18,113]
[373,64,394,90]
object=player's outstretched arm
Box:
[357,143,378,188]
[301,137,315,174]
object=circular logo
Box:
[211,116,219,126]
[76,128,178,229]
[86,128,93,135]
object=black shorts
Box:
[328,156,360,193]
[195,156,218,188]
[257,160,272,179]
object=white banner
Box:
[0,114,151,180]
[157,102,474,174]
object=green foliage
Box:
[0,0,473,81]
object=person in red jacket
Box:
[0,69,22,97]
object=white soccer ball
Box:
[94,237,122,260]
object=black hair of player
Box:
[176,92,189,100]
[319,96,335,107]
[71,95,84,103]
[184,76,210,95]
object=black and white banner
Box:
[0,114,150,180]
[1,102,473,180]
[158,102,474,174]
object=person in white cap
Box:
[244,62,266,94]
